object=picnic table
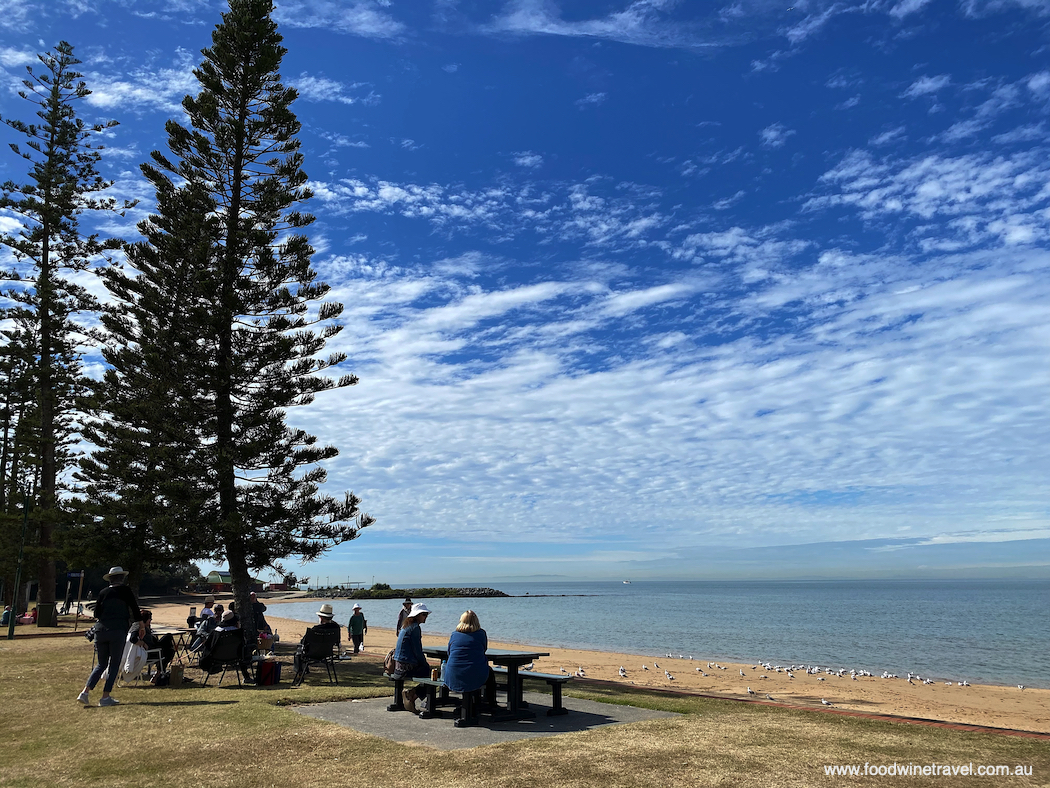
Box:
[422,645,550,719]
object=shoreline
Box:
[147,596,1050,734]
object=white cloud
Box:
[870,126,906,146]
[575,92,607,109]
[318,131,370,148]
[299,227,1050,549]
[0,47,36,68]
[759,122,795,148]
[484,0,718,50]
[83,48,199,113]
[782,4,847,44]
[807,148,1050,251]
[902,74,951,98]
[0,0,33,31]
[274,0,406,38]
[1025,70,1050,99]
[294,73,378,105]
[889,0,934,17]
[513,151,543,167]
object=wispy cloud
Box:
[294,73,379,105]
[513,151,543,168]
[902,74,951,98]
[83,48,199,113]
[759,122,795,149]
[273,0,406,38]
[575,92,607,109]
[483,0,725,50]
[889,0,935,17]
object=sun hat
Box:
[403,597,412,606]
[221,610,236,623]
[408,603,430,618]
[352,603,362,610]
[317,603,334,618]
[103,566,129,581]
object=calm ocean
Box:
[266,580,1050,689]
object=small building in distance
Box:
[206,570,233,592]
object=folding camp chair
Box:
[199,630,248,687]
[291,627,341,687]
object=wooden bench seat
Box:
[383,673,452,718]
[491,667,571,715]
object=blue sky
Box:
[2,0,1049,583]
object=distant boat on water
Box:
[623,580,632,584]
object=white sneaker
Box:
[76,690,90,705]
[99,697,120,707]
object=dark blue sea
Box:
[268,580,1050,689]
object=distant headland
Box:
[313,583,509,599]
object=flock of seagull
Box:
[543,652,1025,708]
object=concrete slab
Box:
[293,691,680,750]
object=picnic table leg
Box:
[507,665,522,713]
[387,677,405,712]
[547,681,568,716]
[419,684,438,719]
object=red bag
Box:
[257,660,282,686]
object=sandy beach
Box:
[148,596,1050,735]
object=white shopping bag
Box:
[122,637,148,677]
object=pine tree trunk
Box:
[225,538,256,644]
[36,230,56,606]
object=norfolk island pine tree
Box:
[0,42,133,609]
[90,0,373,634]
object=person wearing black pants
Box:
[78,566,144,707]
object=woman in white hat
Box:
[393,603,431,713]
[77,567,144,707]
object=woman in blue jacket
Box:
[444,610,496,724]
[393,603,431,713]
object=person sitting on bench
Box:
[444,610,496,723]
[392,603,431,713]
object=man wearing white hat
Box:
[294,603,342,677]
[77,567,144,707]
[348,603,367,654]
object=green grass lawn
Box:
[0,636,1045,788]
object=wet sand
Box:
[148,596,1050,734]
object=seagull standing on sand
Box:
[765,694,774,700]
[653,661,659,669]
[619,666,627,678]
[522,662,534,671]
[821,698,832,706]
[747,686,756,696]
[642,664,649,671]
[1019,685,1026,691]
[665,671,674,680]
[740,669,745,676]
